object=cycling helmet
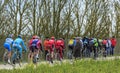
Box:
[8,34,13,38]
[32,35,37,39]
[51,36,55,39]
[18,35,22,38]
[32,35,39,39]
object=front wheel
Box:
[33,55,37,64]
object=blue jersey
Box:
[5,38,13,44]
[13,38,27,51]
[73,40,76,46]
[31,39,39,47]
[4,38,14,51]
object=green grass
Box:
[0,59,120,73]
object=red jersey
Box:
[44,39,49,50]
[48,39,55,47]
[102,40,107,45]
[29,39,42,49]
[28,39,33,48]
[55,39,64,49]
[111,38,117,47]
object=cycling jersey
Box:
[111,38,116,47]
[102,40,107,45]
[68,39,74,45]
[13,38,27,50]
[89,39,94,46]
[29,38,42,52]
[4,38,13,52]
[12,37,27,58]
[31,39,39,47]
[48,39,55,47]
[48,39,55,53]
[55,39,64,59]
[55,40,64,49]
[28,39,33,48]
[93,38,98,47]
[5,38,13,44]
[44,39,49,50]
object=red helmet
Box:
[51,36,55,39]
[32,35,38,39]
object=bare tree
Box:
[114,1,120,38]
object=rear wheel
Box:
[33,55,37,64]
[3,52,8,64]
[67,50,73,59]
[55,53,61,61]
[46,53,50,61]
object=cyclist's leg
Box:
[28,46,34,63]
[12,47,17,64]
[46,49,50,61]
[111,46,114,56]
[45,50,48,60]
[93,46,97,59]
[32,48,38,64]
[55,48,59,60]
[59,47,63,60]
[36,47,40,59]
[50,47,54,63]
[17,46,22,60]
[4,43,11,63]
[28,50,33,63]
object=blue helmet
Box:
[18,35,22,38]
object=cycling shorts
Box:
[4,43,11,52]
[30,46,38,53]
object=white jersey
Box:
[5,38,13,44]
[106,40,111,47]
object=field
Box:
[0,58,120,73]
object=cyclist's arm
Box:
[21,40,27,52]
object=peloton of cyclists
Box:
[2,34,117,65]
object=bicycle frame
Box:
[12,50,21,67]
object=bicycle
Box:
[32,49,40,64]
[3,51,9,64]
[55,48,62,62]
[67,49,73,60]
[46,49,54,64]
[12,50,21,67]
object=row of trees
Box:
[0,0,120,39]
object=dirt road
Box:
[0,56,120,70]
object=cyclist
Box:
[28,35,43,63]
[47,36,56,63]
[102,39,107,56]
[110,36,117,55]
[93,38,99,58]
[73,37,83,59]
[43,37,49,60]
[28,36,35,62]
[12,35,27,64]
[82,37,89,57]
[68,38,74,54]
[55,38,64,60]
[3,34,14,63]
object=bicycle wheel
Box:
[46,53,51,61]
[55,53,60,61]
[33,55,37,64]
[12,52,21,67]
[3,52,8,64]
[67,50,72,59]
[17,55,21,66]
